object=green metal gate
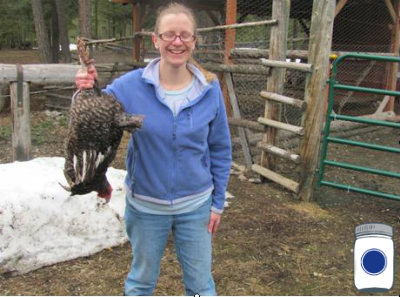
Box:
[318,53,400,200]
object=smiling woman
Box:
[151,8,197,88]
[74,2,232,296]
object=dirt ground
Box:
[1,50,400,296]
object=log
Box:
[228,118,266,132]
[260,58,312,72]
[225,72,253,169]
[335,0,348,17]
[202,62,270,74]
[260,0,290,170]
[385,0,400,111]
[257,142,300,164]
[85,32,151,45]
[297,0,336,201]
[96,61,271,75]
[10,82,31,161]
[260,91,307,109]
[0,64,80,84]
[231,48,309,60]
[252,164,299,193]
[223,0,237,117]
[232,48,396,59]
[258,117,304,135]
[375,96,390,114]
[84,19,278,45]
[197,19,278,32]
[384,0,397,23]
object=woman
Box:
[76,3,231,295]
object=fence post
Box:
[221,0,236,117]
[297,0,335,201]
[10,81,31,161]
[385,0,400,112]
[132,1,141,62]
[260,0,290,170]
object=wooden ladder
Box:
[252,62,312,194]
[252,0,335,200]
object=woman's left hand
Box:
[208,212,221,237]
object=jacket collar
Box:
[142,58,209,102]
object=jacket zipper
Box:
[171,116,177,206]
[143,78,213,206]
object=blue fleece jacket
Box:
[104,59,232,214]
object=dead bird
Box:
[60,38,143,201]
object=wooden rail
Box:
[257,142,300,164]
[252,164,299,193]
[260,58,312,72]
[0,64,80,84]
[260,91,307,110]
[258,117,305,135]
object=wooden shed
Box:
[106,0,399,200]
[109,0,399,114]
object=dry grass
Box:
[1,50,400,295]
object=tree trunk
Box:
[55,0,71,63]
[31,0,52,63]
[51,1,60,63]
[79,0,91,38]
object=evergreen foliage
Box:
[0,0,133,50]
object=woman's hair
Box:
[153,2,216,83]
[154,2,197,34]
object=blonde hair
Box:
[154,2,216,83]
[154,2,197,34]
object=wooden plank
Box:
[252,164,299,193]
[257,142,300,164]
[335,0,348,17]
[298,0,336,201]
[10,82,31,161]
[225,72,253,169]
[260,91,307,110]
[261,0,290,170]
[260,58,312,72]
[258,117,304,135]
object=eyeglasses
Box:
[158,31,196,42]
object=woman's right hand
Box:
[75,64,98,90]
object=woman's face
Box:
[152,13,196,68]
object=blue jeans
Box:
[124,197,216,296]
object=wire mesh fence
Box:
[75,0,397,167]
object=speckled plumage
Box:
[61,37,143,199]
[62,89,143,198]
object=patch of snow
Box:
[0,157,127,275]
[0,157,234,276]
